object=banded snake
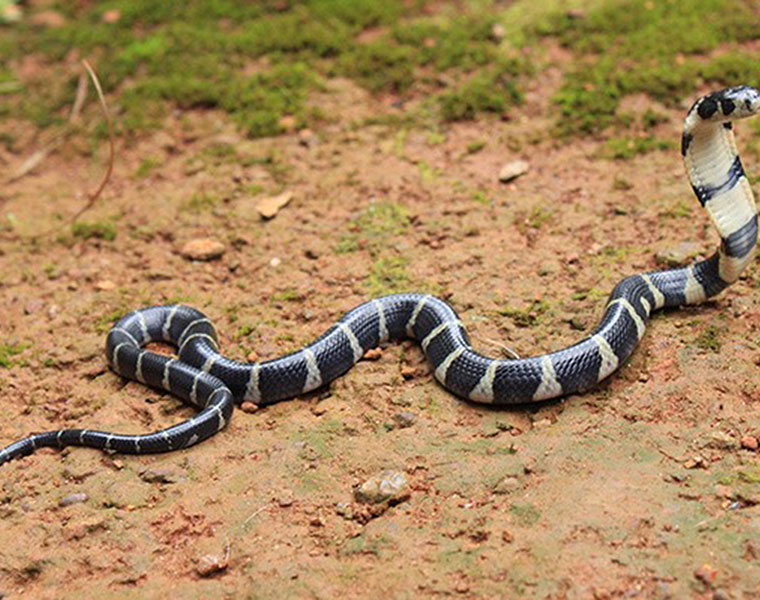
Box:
[1,86,758,466]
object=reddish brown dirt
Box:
[1,74,760,599]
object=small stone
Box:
[240,402,258,413]
[269,257,281,268]
[59,492,88,507]
[532,418,552,429]
[24,299,44,315]
[455,581,469,594]
[355,470,410,505]
[400,365,416,380]
[196,554,228,577]
[493,476,520,494]
[706,431,737,451]
[180,238,226,261]
[684,456,707,469]
[95,280,116,291]
[246,350,259,362]
[490,23,506,41]
[655,241,702,267]
[740,435,758,451]
[393,411,416,428]
[298,129,318,147]
[101,9,121,23]
[363,347,383,360]
[498,160,529,183]
[277,489,294,507]
[47,304,60,319]
[694,563,718,585]
[501,530,514,543]
[30,10,66,28]
[256,190,293,219]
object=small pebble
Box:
[59,492,88,507]
[240,402,258,414]
[363,347,383,361]
[490,23,506,41]
[393,411,417,428]
[355,470,410,505]
[24,299,44,315]
[256,190,293,219]
[740,435,758,451]
[95,280,116,291]
[270,257,281,268]
[101,9,121,23]
[400,365,416,380]
[181,238,226,261]
[498,160,529,183]
[694,563,718,585]
[196,554,228,577]
[277,489,294,507]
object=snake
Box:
[1,86,758,467]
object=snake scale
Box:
[1,86,758,466]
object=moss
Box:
[499,299,551,328]
[539,0,760,136]
[4,1,533,138]
[696,324,721,353]
[182,192,218,213]
[509,502,541,526]
[365,256,410,296]
[601,136,674,160]
[71,220,117,242]
[466,140,487,154]
[134,156,162,178]
[336,202,410,255]
[0,343,27,368]
[270,288,302,303]
[439,70,522,121]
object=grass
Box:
[0,343,27,368]
[2,1,527,139]
[336,202,410,255]
[534,0,760,136]
[365,256,411,296]
[601,136,674,160]
[71,220,117,241]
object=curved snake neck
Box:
[2,86,758,466]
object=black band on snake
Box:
[2,86,758,467]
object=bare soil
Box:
[1,71,760,599]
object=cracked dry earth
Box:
[1,74,760,599]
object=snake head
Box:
[693,86,760,121]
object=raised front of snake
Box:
[1,86,758,466]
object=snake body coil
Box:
[2,86,758,466]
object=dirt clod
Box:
[694,563,718,585]
[196,554,228,578]
[393,411,416,428]
[180,238,226,261]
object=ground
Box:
[1,2,760,599]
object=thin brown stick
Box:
[67,59,114,224]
